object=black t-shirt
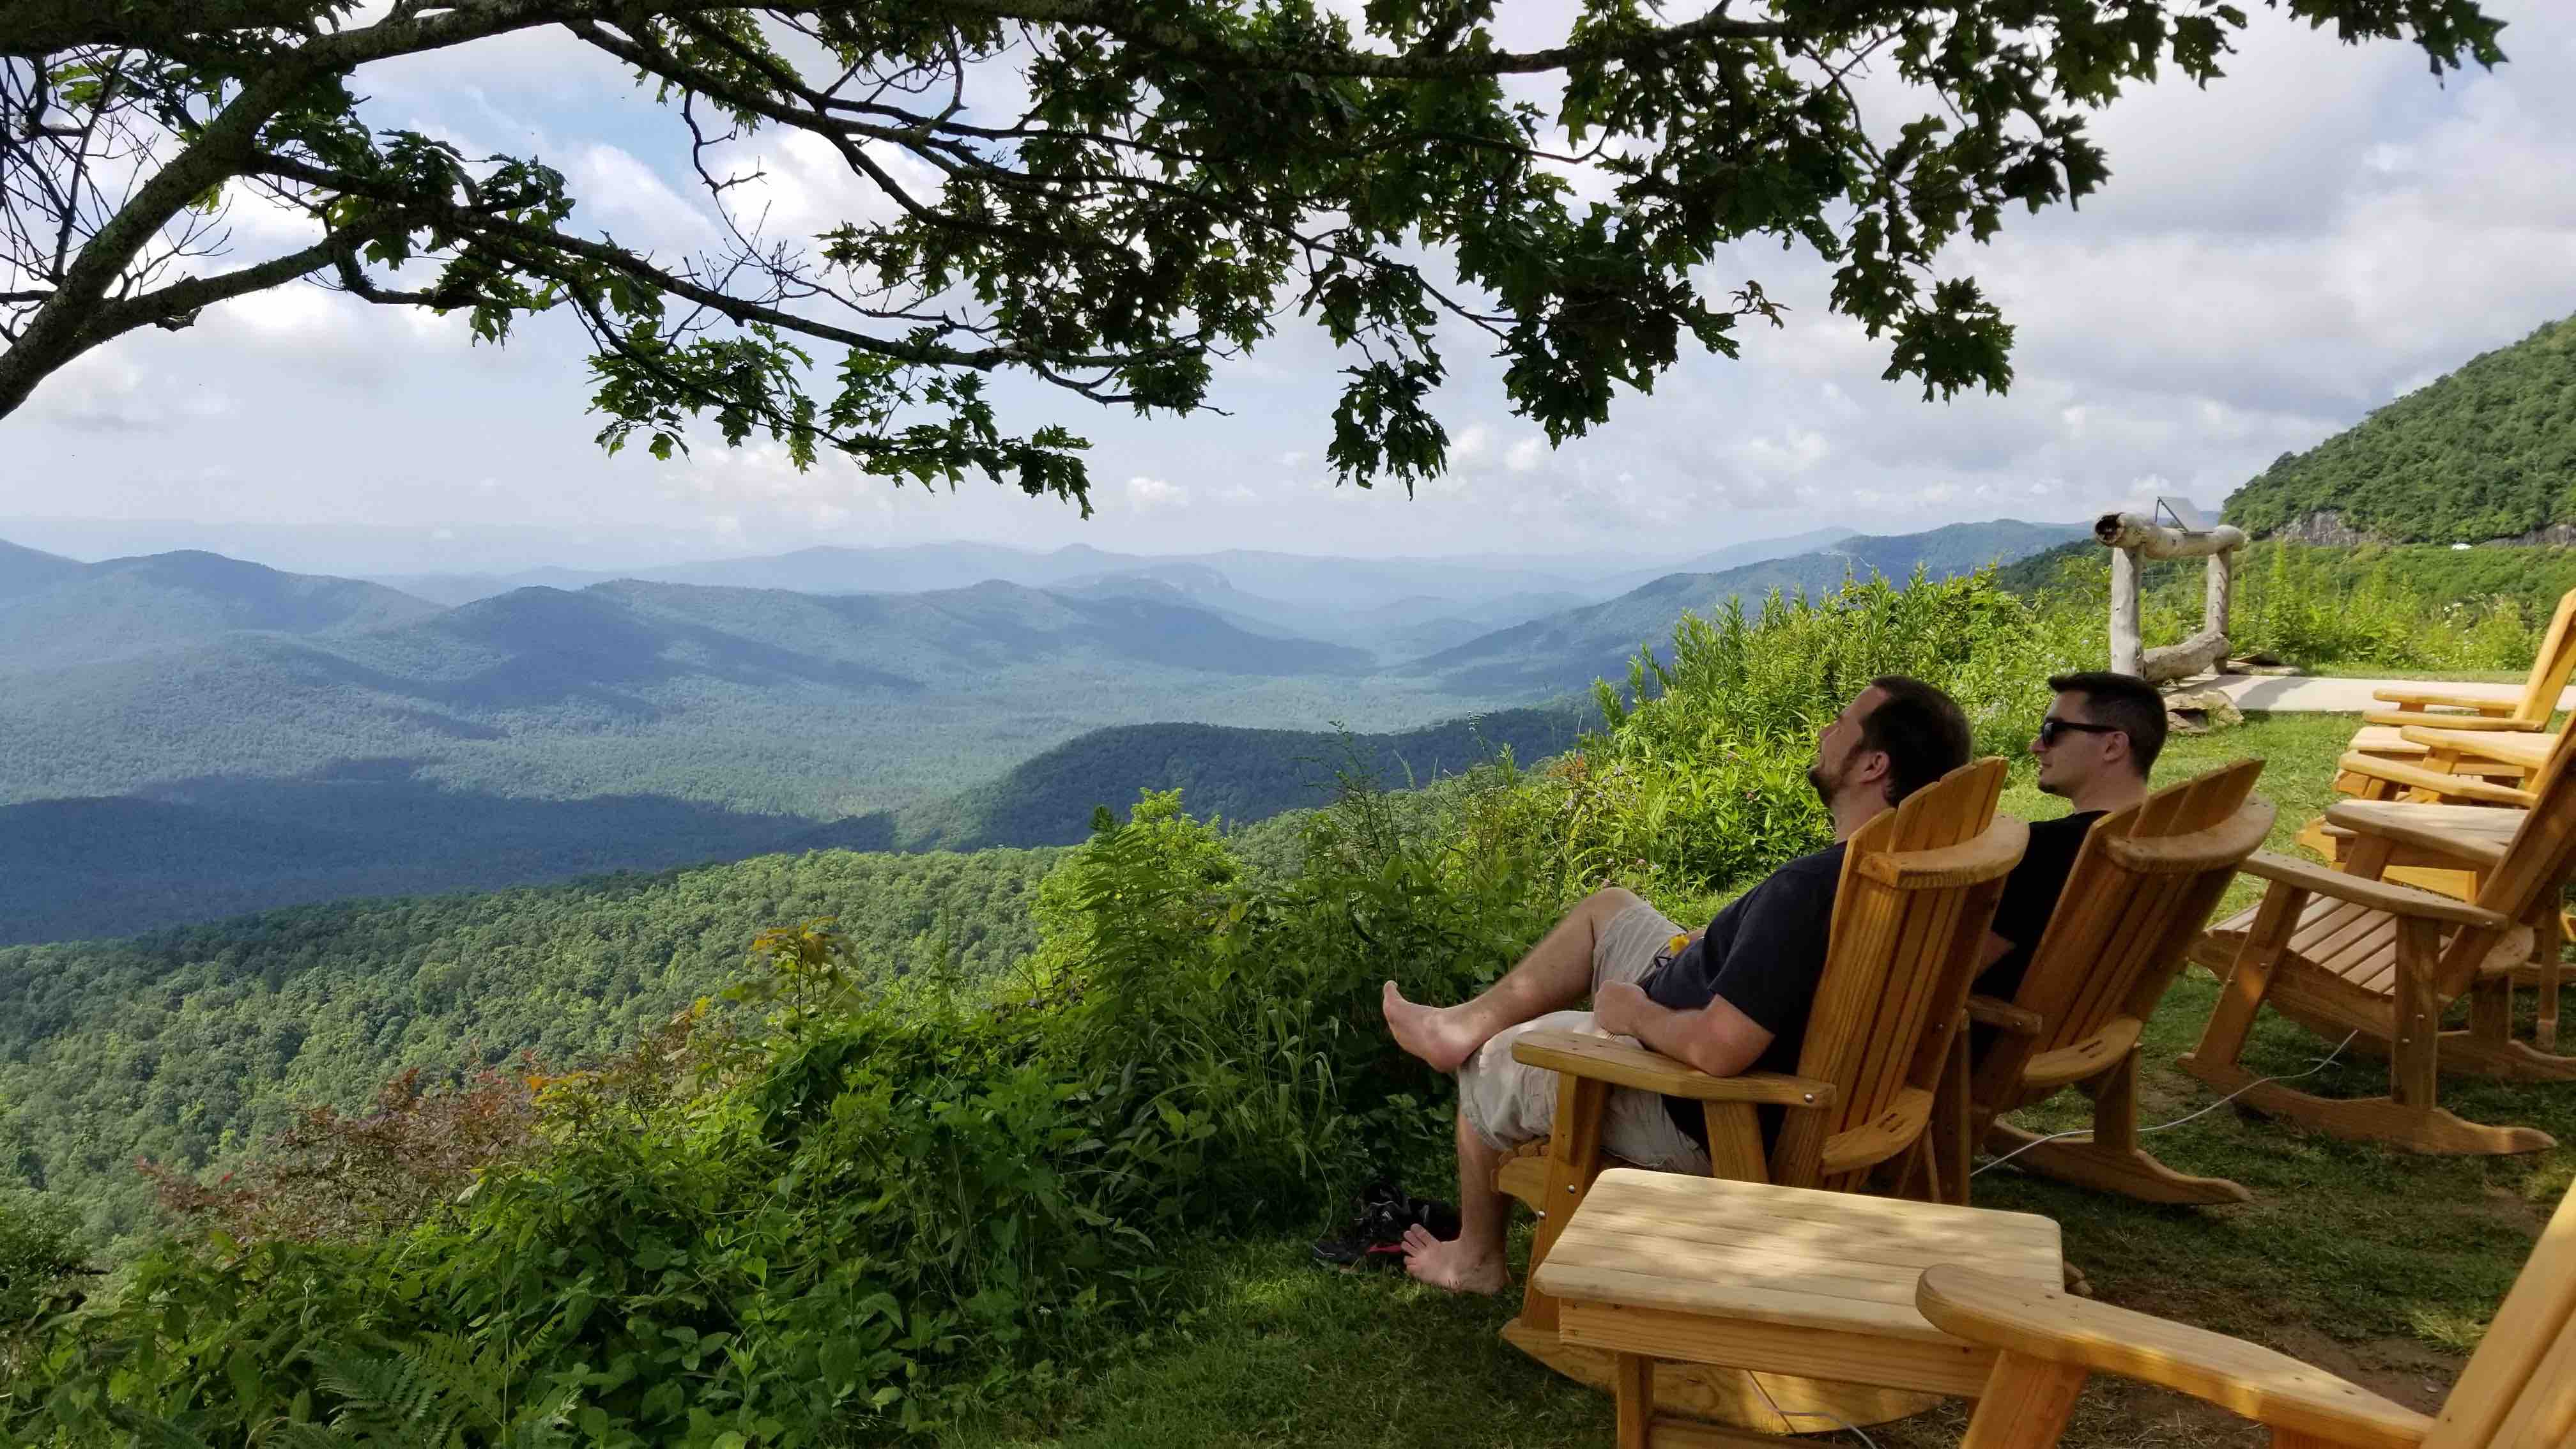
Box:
[1642,843,1846,1144]
[1974,811,2104,1006]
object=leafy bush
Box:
[1545,571,2093,909]
[7,770,1559,1448]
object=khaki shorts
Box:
[1457,899,1712,1173]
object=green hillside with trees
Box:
[2223,312,2576,543]
[0,846,1067,1236]
[1416,519,2085,696]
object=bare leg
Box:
[1383,885,1645,1071]
[1402,1108,1512,1294]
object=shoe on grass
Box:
[1312,1179,1462,1272]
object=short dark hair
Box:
[1858,675,1975,807]
[2046,670,2168,778]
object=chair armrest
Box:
[2242,851,2506,929]
[2395,726,2556,769]
[2361,709,2534,731]
[1917,1268,2432,1447]
[1509,1028,1836,1108]
[2335,753,2537,806]
[2368,686,2518,712]
[1965,994,2044,1037]
[2322,802,2511,871]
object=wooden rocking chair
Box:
[1498,758,2025,1432]
[2328,585,2576,798]
[1960,759,2273,1206]
[2179,719,2576,1155]
[1924,1174,2576,1448]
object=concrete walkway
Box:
[2198,675,2576,712]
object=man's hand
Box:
[1595,980,1652,1038]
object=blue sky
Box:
[6,1,2573,575]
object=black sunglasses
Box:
[2036,717,2124,747]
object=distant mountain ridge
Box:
[1413,519,2089,697]
[2224,312,2576,544]
[0,518,2034,942]
[0,548,439,671]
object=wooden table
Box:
[1531,1169,2063,1446]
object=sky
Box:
[6,1,2575,576]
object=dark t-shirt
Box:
[1641,843,1846,1144]
[1974,811,2105,1006]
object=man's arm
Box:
[1595,982,1773,1078]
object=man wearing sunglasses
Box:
[1974,670,2168,1006]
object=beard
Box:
[1805,755,1843,808]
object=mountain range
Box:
[0,519,2073,942]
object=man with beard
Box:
[1379,677,1974,1294]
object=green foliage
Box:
[2224,312,2576,542]
[5,3,2503,497]
[2004,541,2563,673]
[1545,571,2093,908]
[7,769,1561,1448]
[0,1187,88,1331]
[0,848,1062,1237]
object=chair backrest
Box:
[2426,1179,2576,1448]
[2510,586,2576,725]
[1779,757,2023,1189]
[2007,760,2273,1070]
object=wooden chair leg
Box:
[1614,1352,1652,1449]
[2389,920,2443,1114]
[2179,885,2306,1085]
[1959,1353,2087,1449]
[1933,1023,1974,1206]
[1520,1073,1609,1337]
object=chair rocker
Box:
[1496,758,2025,1433]
[2180,724,2576,1155]
[1925,1174,2576,1448]
[1962,759,2273,1207]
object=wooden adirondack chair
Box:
[1496,758,2025,1430]
[2328,585,2576,799]
[1922,1175,2576,1448]
[1960,760,2273,1206]
[2179,718,2576,1154]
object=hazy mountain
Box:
[0,538,86,601]
[1414,519,2088,696]
[1590,525,1860,595]
[0,569,1502,938]
[374,542,1687,614]
[0,548,443,672]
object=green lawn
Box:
[952,713,2571,1448]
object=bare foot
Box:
[1381,981,1482,1073]
[1400,1223,1508,1295]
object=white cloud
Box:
[1124,475,1188,510]
[1504,436,1548,473]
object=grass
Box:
[949,712,2570,1448]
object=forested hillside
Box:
[0,706,1563,944]
[1416,519,2085,696]
[884,703,1586,851]
[0,845,1066,1235]
[2223,312,2576,543]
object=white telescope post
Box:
[2096,498,2248,683]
